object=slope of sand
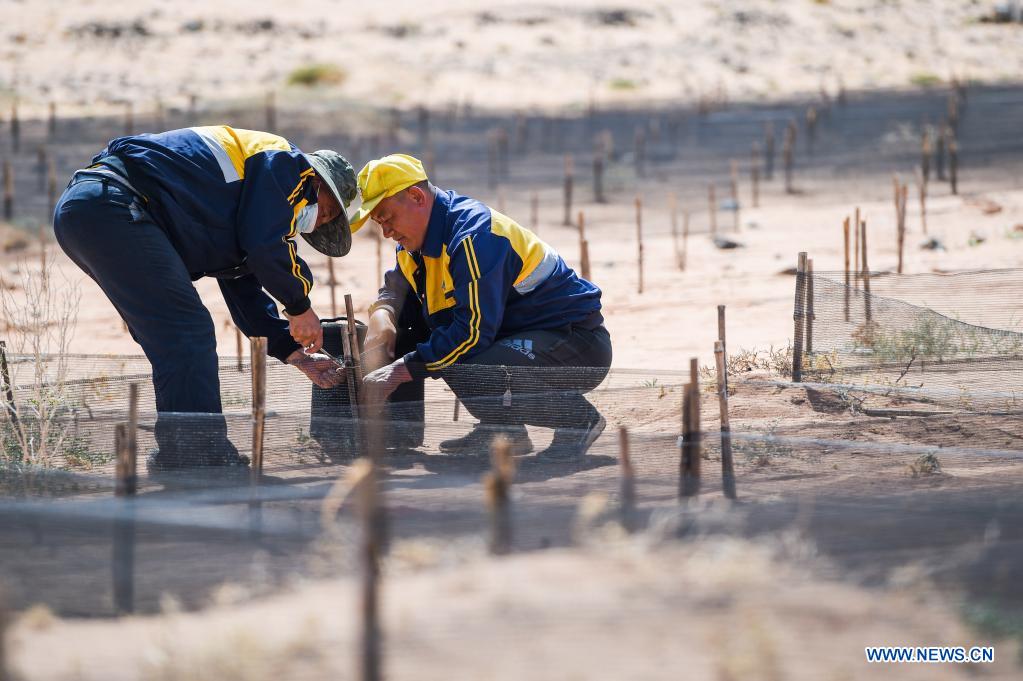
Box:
[1,1,1020,114]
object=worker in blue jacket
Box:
[355,154,612,459]
[53,126,356,470]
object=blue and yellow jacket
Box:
[93,126,318,361]
[371,188,603,379]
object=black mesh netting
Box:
[0,348,1021,620]
[795,269,1023,412]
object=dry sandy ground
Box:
[1,1,1020,114]
[2,3,1023,678]
[8,537,1021,680]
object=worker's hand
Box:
[286,350,345,389]
[362,358,412,402]
[365,308,397,359]
[286,308,323,353]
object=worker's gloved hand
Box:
[365,308,397,359]
[287,349,345,389]
[286,308,324,353]
[362,358,412,402]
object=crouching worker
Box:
[353,154,612,459]
[53,126,357,471]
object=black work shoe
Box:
[536,413,607,461]
[439,424,534,456]
[146,447,250,473]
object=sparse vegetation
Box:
[287,63,347,87]
[910,72,942,88]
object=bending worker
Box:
[356,154,612,459]
[54,126,356,470]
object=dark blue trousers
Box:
[54,175,234,463]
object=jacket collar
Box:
[418,186,450,258]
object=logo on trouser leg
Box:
[498,338,536,360]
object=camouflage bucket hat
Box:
[302,150,358,257]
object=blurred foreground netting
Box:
[0,398,1021,618]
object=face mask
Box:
[295,203,319,234]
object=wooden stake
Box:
[843,217,850,322]
[805,106,817,154]
[714,340,736,500]
[9,101,19,154]
[250,336,267,482]
[708,184,717,235]
[154,98,165,131]
[48,101,57,139]
[920,127,931,183]
[47,158,57,219]
[618,426,636,532]
[783,121,796,194]
[266,90,277,131]
[853,207,860,287]
[635,196,644,294]
[681,358,701,498]
[730,160,740,232]
[578,210,591,280]
[764,122,775,180]
[948,132,958,195]
[112,423,136,615]
[633,126,646,178]
[751,142,761,208]
[124,102,133,136]
[592,152,605,203]
[0,588,9,680]
[344,294,365,385]
[452,398,460,422]
[530,191,539,234]
[487,130,498,189]
[417,105,429,149]
[669,193,680,268]
[792,252,807,382]
[514,113,528,154]
[328,257,338,318]
[0,341,17,428]
[562,155,574,226]
[115,420,134,497]
[861,221,872,322]
[38,222,46,289]
[681,211,689,271]
[717,304,728,395]
[350,459,383,681]
[485,435,515,555]
[936,123,946,180]
[806,257,815,354]
[2,159,12,221]
[496,126,509,179]
[235,326,244,371]
[917,168,927,236]
[36,146,46,192]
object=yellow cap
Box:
[348,153,428,232]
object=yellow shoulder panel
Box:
[489,210,547,286]
[197,126,291,181]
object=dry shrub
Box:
[0,257,80,472]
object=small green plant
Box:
[910,72,942,88]
[608,78,638,91]
[907,453,942,477]
[287,63,347,87]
